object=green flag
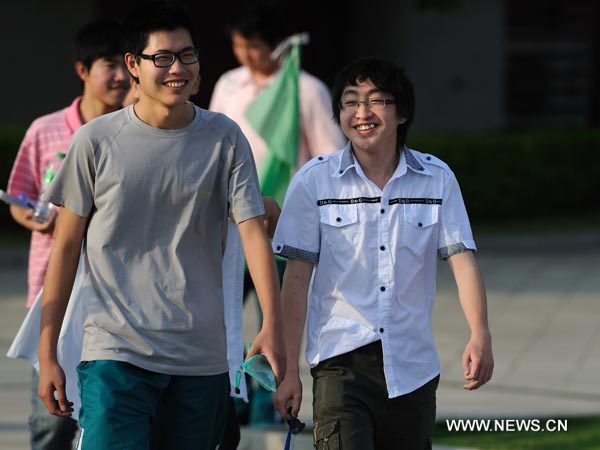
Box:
[245,43,301,205]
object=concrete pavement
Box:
[1,232,599,449]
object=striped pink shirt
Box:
[7,97,83,307]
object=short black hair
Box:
[122,1,196,57]
[331,57,415,147]
[227,1,286,49]
[75,19,123,69]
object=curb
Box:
[237,426,478,450]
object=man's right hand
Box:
[38,360,73,417]
[9,204,56,234]
[272,374,303,420]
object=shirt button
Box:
[380,208,385,214]
[380,286,386,292]
[336,217,342,222]
[426,156,431,161]
[318,156,323,161]
[418,222,423,228]
[276,245,282,251]
[339,169,343,174]
[379,328,384,333]
[380,245,385,251]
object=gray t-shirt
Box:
[44,105,264,376]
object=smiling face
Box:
[339,78,405,155]
[79,56,130,108]
[126,27,200,109]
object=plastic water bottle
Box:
[33,152,65,223]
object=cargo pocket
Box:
[313,416,341,450]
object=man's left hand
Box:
[246,324,286,385]
[462,329,494,390]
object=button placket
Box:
[377,195,393,339]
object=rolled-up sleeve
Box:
[437,170,476,260]
[272,171,320,263]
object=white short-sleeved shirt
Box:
[272,142,476,397]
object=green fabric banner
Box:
[245,44,300,205]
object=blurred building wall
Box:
[1,0,598,132]
[0,0,95,125]
[344,0,505,133]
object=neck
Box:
[249,63,279,83]
[352,142,400,190]
[79,95,120,124]
[133,99,194,130]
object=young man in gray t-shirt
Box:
[37,3,284,449]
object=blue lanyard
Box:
[284,414,305,450]
[284,423,293,450]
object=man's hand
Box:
[247,323,286,385]
[272,374,302,420]
[447,251,494,390]
[262,196,281,238]
[9,204,56,234]
[462,329,494,390]
[38,360,73,416]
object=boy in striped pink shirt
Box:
[7,19,129,450]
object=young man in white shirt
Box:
[272,57,494,450]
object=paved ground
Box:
[1,233,599,449]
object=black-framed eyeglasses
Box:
[340,98,396,111]
[137,48,199,68]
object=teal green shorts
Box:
[76,360,229,450]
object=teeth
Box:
[356,124,376,131]
[164,81,186,88]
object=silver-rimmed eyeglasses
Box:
[340,98,396,111]
[137,48,199,68]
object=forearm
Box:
[449,251,490,334]
[238,216,281,325]
[39,208,86,363]
[39,242,81,363]
[280,259,312,376]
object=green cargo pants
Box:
[311,341,439,450]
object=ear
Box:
[74,61,88,83]
[124,53,139,79]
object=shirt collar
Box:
[404,146,433,176]
[335,141,355,176]
[335,143,432,178]
[64,96,84,134]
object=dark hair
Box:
[122,1,196,57]
[331,57,415,147]
[227,1,286,49]
[75,19,123,69]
